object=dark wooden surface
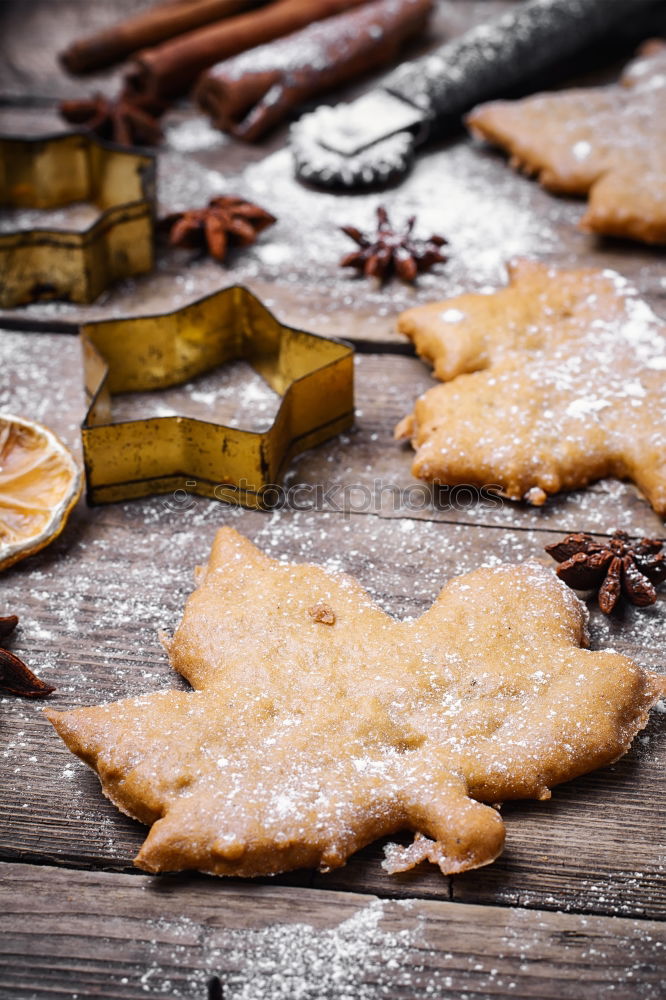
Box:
[1,1,665,998]
[2,862,666,1000]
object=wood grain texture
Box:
[0,205,666,915]
[1,309,665,920]
[1,862,665,999]
[1,0,665,988]
[2,329,663,536]
[0,414,663,915]
[1,2,665,346]
[0,103,664,348]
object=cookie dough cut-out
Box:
[467,40,666,244]
[396,259,666,515]
[47,528,664,879]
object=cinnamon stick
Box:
[196,0,433,141]
[125,0,371,100]
[60,0,268,75]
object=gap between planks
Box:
[3,851,666,927]
[1,860,665,1000]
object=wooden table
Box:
[1,2,665,997]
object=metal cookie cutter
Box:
[81,285,354,509]
[0,132,155,308]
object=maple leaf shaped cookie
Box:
[467,40,666,244]
[47,528,664,879]
[396,259,666,515]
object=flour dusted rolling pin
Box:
[290,0,663,188]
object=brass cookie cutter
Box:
[81,285,354,508]
[0,132,155,307]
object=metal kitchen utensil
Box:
[80,285,354,508]
[0,132,155,307]
[291,0,661,188]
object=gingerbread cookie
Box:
[47,527,664,879]
[396,259,666,514]
[467,40,666,244]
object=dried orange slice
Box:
[0,414,82,573]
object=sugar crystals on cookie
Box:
[396,259,666,514]
[47,527,664,880]
[467,40,666,244]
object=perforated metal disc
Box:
[290,105,416,190]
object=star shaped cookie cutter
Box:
[81,286,354,508]
[0,131,155,307]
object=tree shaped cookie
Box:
[396,259,666,514]
[47,527,664,879]
[467,40,666,244]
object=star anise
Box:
[340,206,448,284]
[545,530,666,614]
[160,196,277,263]
[0,615,55,698]
[59,91,166,147]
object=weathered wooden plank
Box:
[2,328,663,535]
[0,862,664,999]
[2,0,666,919]
[1,103,664,348]
[0,324,666,913]
[1,0,665,348]
[0,467,664,914]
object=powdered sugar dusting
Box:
[403,262,666,511]
[164,116,230,154]
[44,889,666,998]
[243,140,559,299]
[469,40,666,243]
[208,898,426,1000]
[113,359,281,430]
[1,302,664,914]
[5,132,562,328]
[0,201,101,233]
